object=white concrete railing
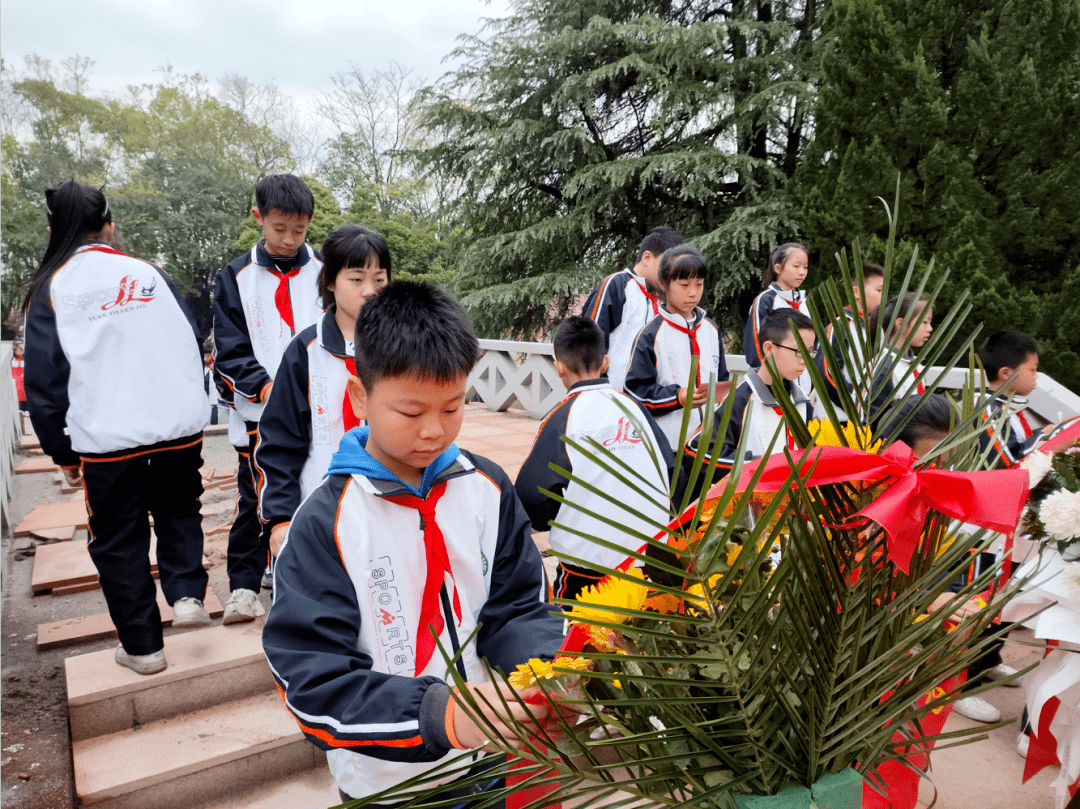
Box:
[1,342,21,533]
[469,339,1080,423]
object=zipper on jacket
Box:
[440,587,468,682]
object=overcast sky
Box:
[1,0,512,98]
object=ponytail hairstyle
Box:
[870,292,929,342]
[24,181,112,309]
[763,242,808,287]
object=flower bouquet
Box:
[341,200,1037,809]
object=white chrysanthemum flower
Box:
[1040,490,1080,541]
[1019,451,1053,488]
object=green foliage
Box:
[419,0,824,338]
[792,0,1080,389]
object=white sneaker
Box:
[1017,733,1030,758]
[115,645,167,675]
[953,695,1002,723]
[261,565,273,590]
[222,588,265,625]
[985,663,1022,687]
[172,597,212,628]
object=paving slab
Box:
[31,535,209,593]
[38,586,225,649]
[16,455,60,474]
[26,524,77,542]
[13,499,88,536]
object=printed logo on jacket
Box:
[368,555,414,675]
[62,274,158,318]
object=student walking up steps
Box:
[24,181,210,675]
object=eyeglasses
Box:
[776,343,818,360]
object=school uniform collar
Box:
[769,282,806,304]
[566,377,611,395]
[658,305,705,329]
[745,367,810,409]
[326,426,465,498]
[254,240,310,273]
[318,305,353,359]
[985,388,1029,413]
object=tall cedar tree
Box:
[419,0,823,338]
[793,0,1080,389]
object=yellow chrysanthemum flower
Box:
[685,573,725,612]
[507,656,591,689]
[808,419,882,453]
[569,567,649,626]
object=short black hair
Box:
[319,225,392,308]
[255,174,315,218]
[862,263,885,280]
[636,226,683,263]
[553,317,605,375]
[763,242,809,286]
[658,244,709,287]
[354,282,480,391]
[978,331,1040,384]
[882,393,955,449]
[758,308,814,353]
[870,292,930,339]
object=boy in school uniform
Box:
[977,331,1058,469]
[213,175,323,623]
[816,263,885,420]
[262,282,565,804]
[515,317,674,601]
[582,226,683,391]
[681,310,815,502]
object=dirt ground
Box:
[0,428,255,809]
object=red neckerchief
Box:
[912,367,926,394]
[269,267,302,331]
[383,481,461,675]
[667,316,702,387]
[634,275,660,316]
[1015,409,1033,438]
[769,406,799,449]
[341,357,360,432]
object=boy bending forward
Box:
[262,282,565,803]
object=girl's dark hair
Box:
[658,245,708,287]
[319,225,393,308]
[882,394,954,450]
[24,181,112,309]
[870,292,929,340]
[763,242,808,286]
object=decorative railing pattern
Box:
[470,339,1080,423]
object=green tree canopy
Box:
[419,0,823,338]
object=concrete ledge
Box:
[66,622,271,741]
[73,691,310,808]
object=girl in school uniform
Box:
[624,245,730,450]
[742,242,811,368]
[23,181,210,675]
[254,225,391,557]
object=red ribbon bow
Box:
[384,481,462,675]
[728,442,1030,573]
[271,267,302,331]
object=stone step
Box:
[65,622,273,742]
[72,690,322,809]
[201,765,339,809]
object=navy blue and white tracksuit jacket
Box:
[582,268,662,391]
[254,307,359,529]
[624,306,728,450]
[866,346,925,423]
[978,392,1046,469]
[514,378,674,571]
[742,283,810,367]
[24,244,208,466]
[262,428,565,800]
[684,368,813,481]
[212,241,323,439]
[815,307,873,421]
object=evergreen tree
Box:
[793,0,1080,388]
[420,0,823,338]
